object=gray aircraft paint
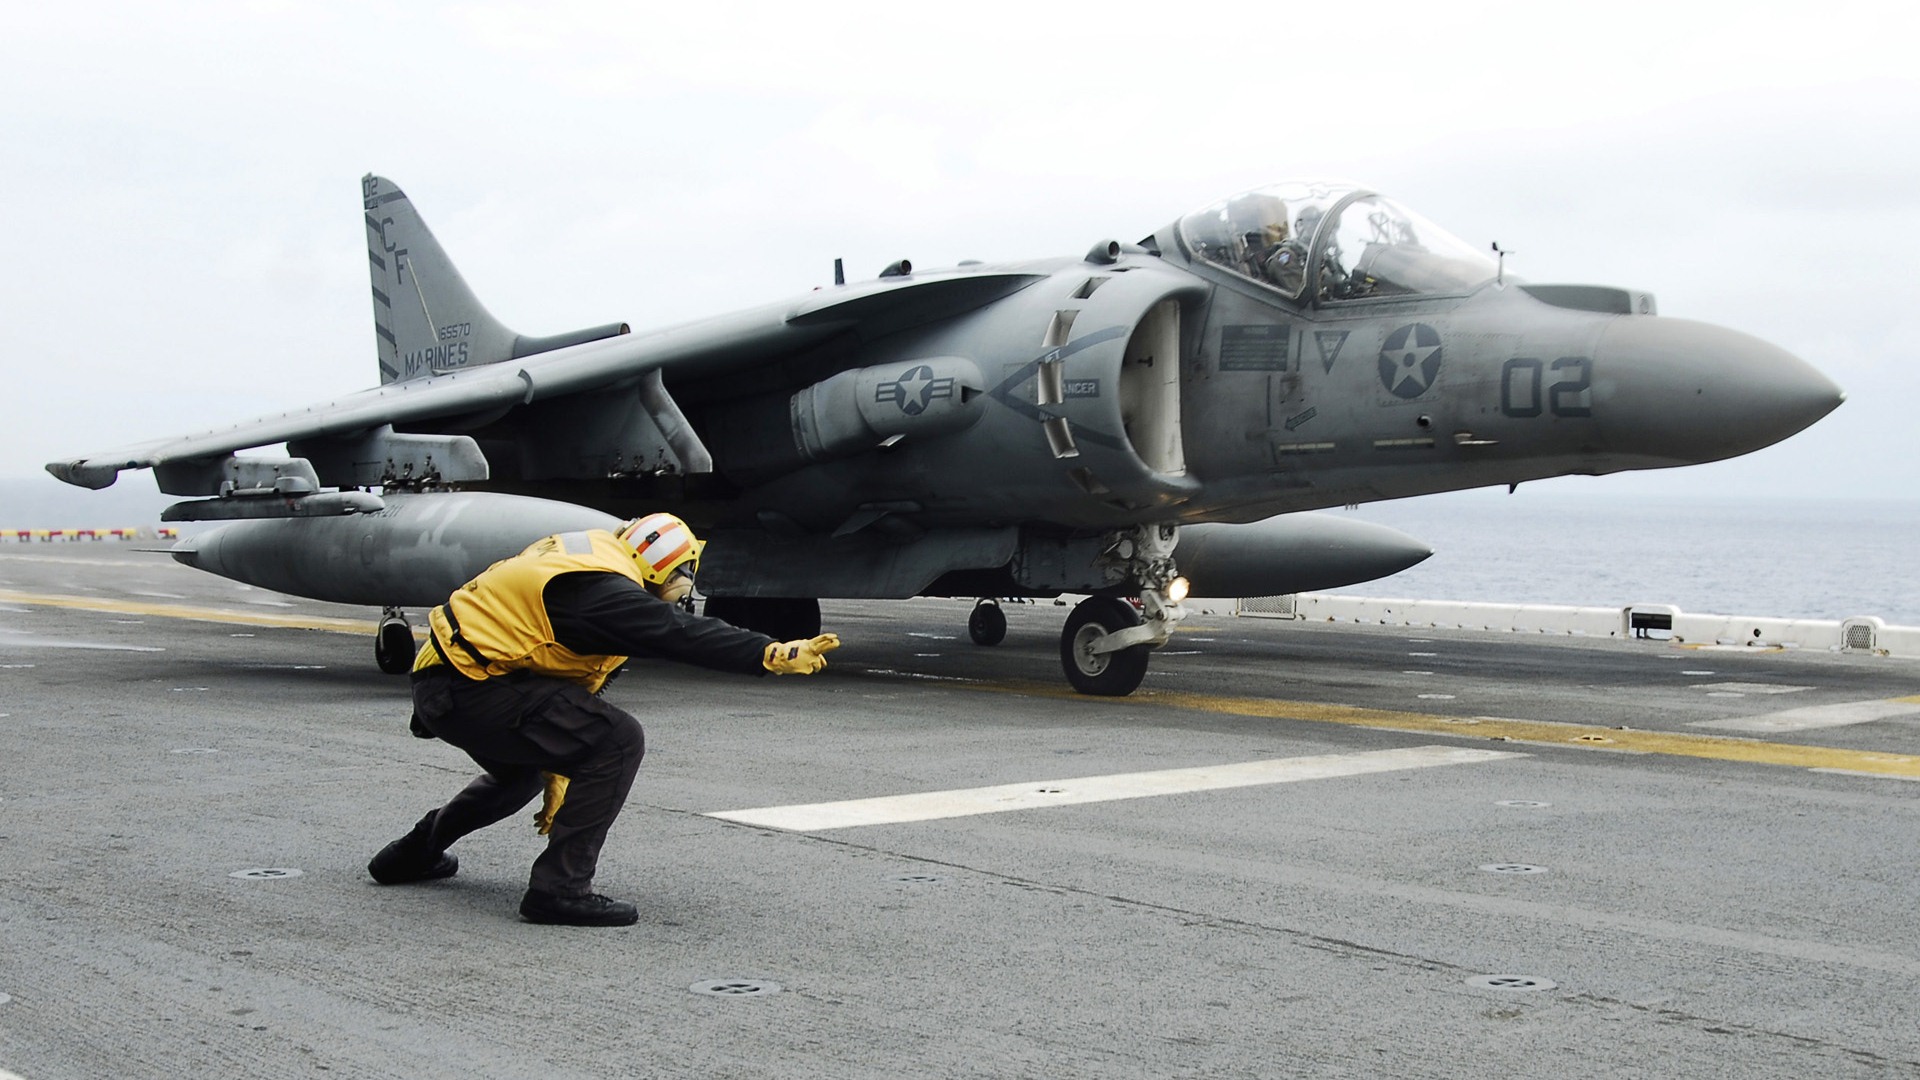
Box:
[46,176,1843,690]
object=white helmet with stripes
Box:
[616,512,705,587]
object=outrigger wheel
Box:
[1059,596,1151,696]
[375,608,417,675]
[968,599,1007,646]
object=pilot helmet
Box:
[1293,204,1324,240]
[1227,193,1289,248]
[617,512,705,600]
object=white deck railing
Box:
[1237,594,1920,657]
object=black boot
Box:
[519,889,637,927]
[367,811,458,885]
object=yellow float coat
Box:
[427,530,652,692]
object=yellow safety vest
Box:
[426,529,653,693]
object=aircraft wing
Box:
[48,269,1045,491]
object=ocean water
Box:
[4,479,1913,627]
[1337,490,1920,627]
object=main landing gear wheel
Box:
[1060,596,1150,696]
[968,600,1007,646]
[704,596,822,641]
[375,609,416,675]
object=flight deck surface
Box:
[2,545,1917,1078]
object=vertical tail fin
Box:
[363,175,517,384]
[362,175,627,384]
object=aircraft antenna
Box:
[833,258,845,286]
[1490,241,1515,287]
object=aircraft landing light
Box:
[705,746,1523,831]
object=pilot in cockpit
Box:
[1262,212,1311,296]
[1292,204,1338,297]
[1225,193,1307,296]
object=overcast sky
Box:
[3,0,1914,505]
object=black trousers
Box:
[409,667,646,897]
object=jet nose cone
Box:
[1593,317,1843,466]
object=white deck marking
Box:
[1694,682,1812,695]
[0,637,165,652]
[1810,768,1920,782]
[1691,698,1920,733]
[707,745,1524,832]
[0,554,155,568]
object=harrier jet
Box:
[49,177,1842,693]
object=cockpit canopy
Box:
[1175,182,1499,304]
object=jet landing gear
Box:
[1058,524,1189,697]
[1061,596,1148,694]
[967,599,1007,646]
[375,607,417,675]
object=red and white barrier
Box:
[0,527,177,542]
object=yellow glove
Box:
[762,633,841,675]
[534,772,570,834]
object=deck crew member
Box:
[368,512,838,927]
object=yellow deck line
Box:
[9,586,1916,777]
[0,588,387,635]
[955,680,1920,779]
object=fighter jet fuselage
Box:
[456,189,1832,540]
[48,178,1842,693]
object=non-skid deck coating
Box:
[2,545,1918,1079]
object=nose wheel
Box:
[1059,596,1151,696]
[1054,523,1188,696]
[967,600,1007,646]
[374,608,417,675]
